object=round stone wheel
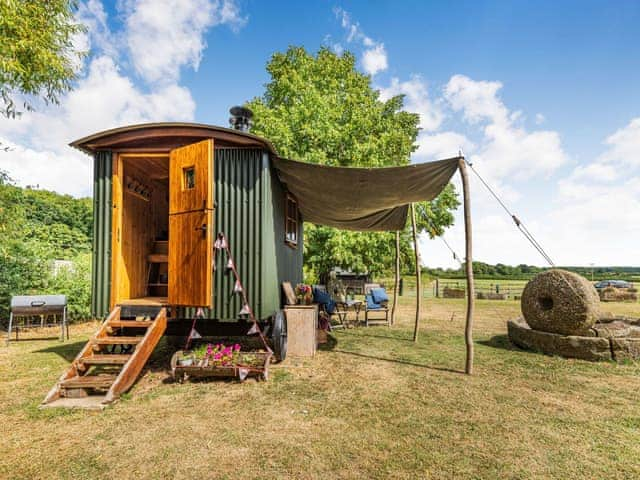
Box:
[521,269,600,335]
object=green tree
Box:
[248,46,459,279]
[0,0,85,118]
[0,172,93,320]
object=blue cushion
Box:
[313,287,336,314]
[370,287,389,304]
[366,294,381,310]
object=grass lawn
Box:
[1,297,639,479]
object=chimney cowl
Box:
[229,106,253,132]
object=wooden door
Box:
[168,139,214,307]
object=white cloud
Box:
[123,0,245,84]
[474,123,568,179]
[444,74,509,125]
[535,113,545,125]
[0,0,242,197]
[444,75,568,180]
[334,7,387,76]
[0,141,92,198]
[77,0,119,60]
[379,76,443,131]
[414,131,473,161]
[361,44,388,76]
[600,117,640,167]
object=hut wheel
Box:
[271,310,287,362]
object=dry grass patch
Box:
[1,297,639,479]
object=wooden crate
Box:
[284,305,318,357]
[170,350,272,382]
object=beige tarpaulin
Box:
[273,156,460,231]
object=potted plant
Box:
[295,284,313,305]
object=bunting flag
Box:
[214,235,227,250]
[238,367,250,381]
[189,328,202,339]
[238,303,250,315]
[226,258,234,270]
[247,322,259,335]
[233,280,243,293]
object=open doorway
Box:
[111,154,170,307]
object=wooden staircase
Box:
[41,306,167,409]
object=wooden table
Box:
[334,300,363,328]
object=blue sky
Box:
[1,0,638,267]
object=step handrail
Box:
[104,308,167,404]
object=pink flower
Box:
[234,344,241,351]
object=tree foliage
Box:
[248,46,459,280]
[0,171,92,320]
[0,0,85,118]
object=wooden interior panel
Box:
[168,209,213,306]
[169,139,213,214]
[111,155,169,304]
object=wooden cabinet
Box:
[284,305,318,357]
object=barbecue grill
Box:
[7,295,68,344]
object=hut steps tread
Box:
[92,336,144,345]
[79,354,132,365]
[109,320,153,328]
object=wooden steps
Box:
[61,375,116,389]
[92,336,143,345]
[79,354,131,366]
[41,306,167,408]
[109,320,154,328]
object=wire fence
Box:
[377,277,525,300]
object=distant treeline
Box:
[424,262,640,281]
[0,171,92,320]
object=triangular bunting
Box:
[239,303,251,315]
[247,322,259,335]
[189,328,202,339]
[238,367,250,381]
[214,236,227,250]
[233,280,243,293]
[226,258,234,270]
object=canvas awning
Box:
[272,156,460,231]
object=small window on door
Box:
[183,166,196,190]
[285,193,298,248]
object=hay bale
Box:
[600,287,638,302]
[521,269,601,335]
[443,287,465,299]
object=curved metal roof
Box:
[69,122,277,155]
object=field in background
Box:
[1,298,640,479]
[379,276,638,302]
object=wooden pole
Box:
[459,158,475,375]
[410,204,421,342]
[391,230,400,325]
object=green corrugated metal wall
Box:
[211,148,265,320]
[91,151,112,318]
[267,158,304,299]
